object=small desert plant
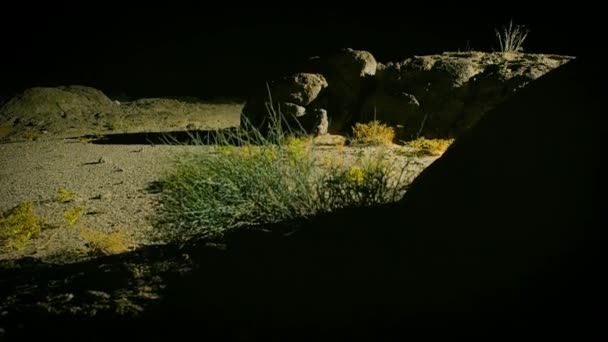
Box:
[0,201,43,251]
[406,137,454,156]
[23,130,41,141]
[317,153,416,210]
[495,20,529,53]
[64,206,86,226]
[351,120,395,145]
[79,228,130,255]
[56,187,77,203]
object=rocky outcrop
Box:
[242,50,574,139]
[240,73,328,135]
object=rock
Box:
[372,52,574,137]
[241,73,328,133]
[387,56,604,320]
[312,133,346,146]
[243,50,571,139]
[314,49,378,132]
[273,73,328,106]
[279,102,306,118]
[299,108,328,136]
[360,92,423,139]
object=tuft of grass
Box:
[351,120,395,146]
[316,152,416,210]
[406,137,454,156]
[64,206,86,226]
[495,20,529,53]
[56,187,77,203]
[0,202,43,252]
[23,131,41,141]
[79,228,130,255]
[153,91,417,244]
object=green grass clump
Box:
[153,91,415,244]
[154,130,319,242]
[317,154,413,210]
[0,202,43,251]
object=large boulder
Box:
[387,55,604,321]
[241,73,328,134]
[243,51,572,140]
[311,48,377,132]
[370,52,574,138]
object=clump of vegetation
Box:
[155,129,319,242]
[495,20,529,53]
[23,130,41,141]
[79,228,130,255]
[317,153,414,210]
[0,202,43,251]
[64,206,86,226]
[56,187,77,203]
[351,120,395,145]
[406,137,454,156]
[153,99,416,244]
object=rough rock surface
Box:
[240,73,328,134]
[243,50,574,139]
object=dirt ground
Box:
[0,100,438,264]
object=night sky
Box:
[1,3,600,100]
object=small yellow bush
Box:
[79,228,129,255]
[351,121,395,145]
[286,136,309,161]
[64,206,86,226]
[347,166,365,185]
[56,187,77,203]
[406,137,455,156]
[0,202,43,251]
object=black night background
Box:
[1,4,600,99]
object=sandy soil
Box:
[0,101,438,263]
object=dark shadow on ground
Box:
[76,128,242,146]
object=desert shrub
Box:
[154,131,318,242]
[56,187,77,203]
[0,202,43,251]
[495,20,529,53]
[351,120,395,145]
[406,137,454,156]
[79,228,130,255]
[317,152,415,210]
[64,206,86,226]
